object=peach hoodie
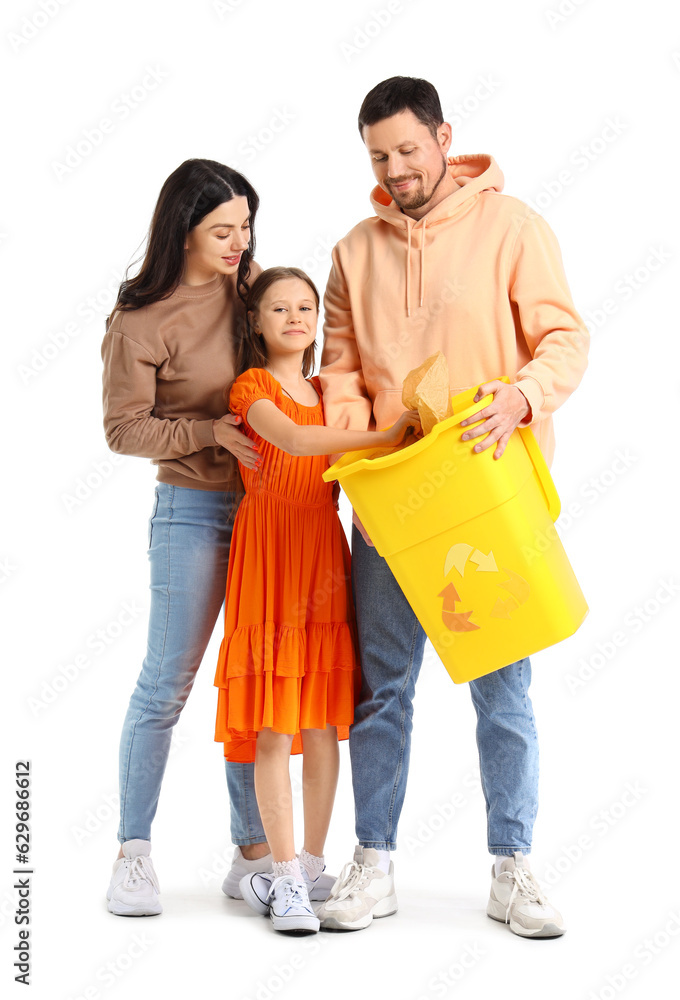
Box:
[319,154,589,469]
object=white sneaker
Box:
[240,865,336,914]
[222,846,273,899]
[107,839,162,916]
[487,852,566,938]
[317,846,398,931]
[267,876,320,934]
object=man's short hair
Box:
[358,76,444,139]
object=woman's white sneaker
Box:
[221,846,273,899]
[487,852,565,937]
[267,876,320,934]
[107,840,162,916]
[317,846,398,931]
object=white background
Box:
[3,0,680,998]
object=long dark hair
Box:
[108,159,259,326]
[229,267,319,398]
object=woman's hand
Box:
[212,414,261,470]
[382,409,422,447]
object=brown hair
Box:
[358,76,443,140]
[223,266,320,513]
[227,266,319,405]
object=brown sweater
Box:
[101,269,256,492]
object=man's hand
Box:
[212,414,261,470]
[460,381,530,460]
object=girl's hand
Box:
[212,414,261,470]
[382,409,422,446]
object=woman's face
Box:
[183,196,251,284]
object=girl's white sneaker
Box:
[107,839,162,916]
[239,866,336,914]
[267,876,320,934]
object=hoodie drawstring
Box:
[420,217,426,309]
[405,224,412,318]
[405,218,427,317]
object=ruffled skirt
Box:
[214,490,359,762]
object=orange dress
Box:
[214,368,359,763]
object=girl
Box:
[213,266,420,933]
[102,159,272,917]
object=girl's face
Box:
[251,278,318,360]
[183,196,251,283]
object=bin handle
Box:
[468,375,561,523]
[518,426,561,522]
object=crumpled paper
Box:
[402,351,453,434]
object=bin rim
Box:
[323,388,496,484]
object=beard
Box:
[388,154,449,211]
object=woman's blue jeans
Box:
[117,483,265,846]
[349,525,539,855]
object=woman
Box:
[101,159,271,916]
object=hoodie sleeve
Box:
[319,246,374,432]
[509,213,589,424]
[101,327,217,459]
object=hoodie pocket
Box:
[373,389,406,431]
[374,386,472,429]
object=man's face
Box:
[363,110,452,215]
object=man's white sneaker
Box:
[487,852,565,938]
[317,846,397,931]
[107,839,162,916]
[221,846,273,899]
[267,876,320,934]
[239,865,336,914]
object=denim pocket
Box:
[147,488,160,550]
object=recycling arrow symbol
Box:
[440,543,530,631]
[437,582,480,632]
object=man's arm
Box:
[319,243,377,544]
[510,211,589,421]
[461,211,589,459]
[318,245,374,433]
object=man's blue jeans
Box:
[349,525,539,855]
[117,483,265,846]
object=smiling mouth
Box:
[222,253,242,262]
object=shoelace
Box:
[332,861,371,901]
[504,865,546,924]
[123,855,160,894]
[267,876,310,913]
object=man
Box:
[317,76,588,938]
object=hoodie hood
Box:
[370,154,505,316]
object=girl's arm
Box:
[246,399,421,456]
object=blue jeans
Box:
[117,483,265,846]
[349,526,539,855]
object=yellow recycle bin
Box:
[323,384,588,683]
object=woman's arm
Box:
[102,328,260,468]
[101,329,216,459]
[246,398,420,457]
